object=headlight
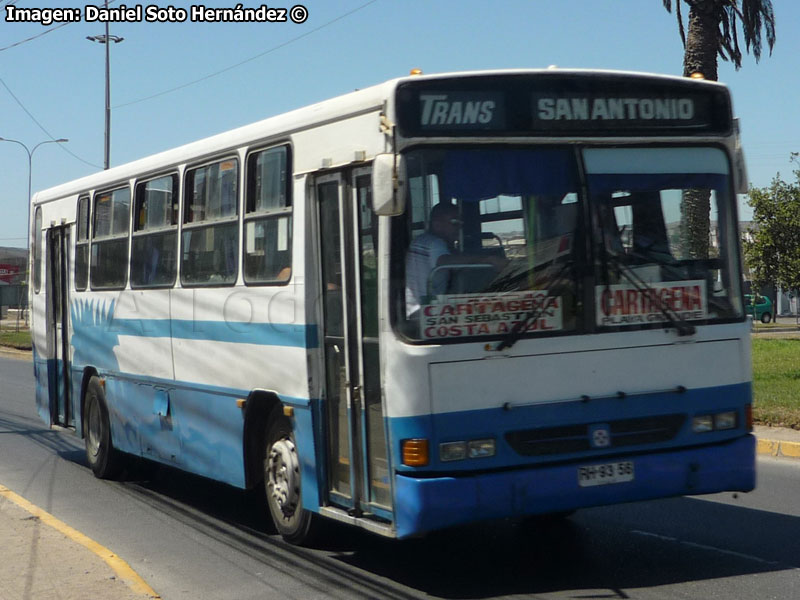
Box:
[714,411,737,430]
[439,438,496,462]
[692,415,714,433]
[440,441,467,462]
[468,439,496,458]
[693,410,738,433]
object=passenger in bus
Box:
[405,203,505,316]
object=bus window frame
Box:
[74,195,91,292]
[32,206,42,293]
[243,143,293,287]
[180,155,240,288]
[90,184,131,291]
[130,172,180,290]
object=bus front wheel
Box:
[264,409,317,544]
[84,376,122,479]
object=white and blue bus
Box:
[30,69,754,544]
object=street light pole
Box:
[0,137,69,329]
[87,1,123,170]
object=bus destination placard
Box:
[421,291,563,339]
[595,280,707,327]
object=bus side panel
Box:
[165,385,246,487]
[165,286,311,488]
[104,376,144,457]
[293,402,321,513]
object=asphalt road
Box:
[1,354,799,600]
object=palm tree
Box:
[663,0,776,80]
[663,0,776,258]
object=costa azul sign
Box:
[421,291,562,339]
[595,280,707,327]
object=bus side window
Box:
[243,145,292,285]
[90,187,130,290]
[131,174,178,288]
[75,197,90,291]
[181,158,239,286]
[33,207,42,293]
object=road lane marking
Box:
[631,529,780,566]
[0,484,160,599]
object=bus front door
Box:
[317,170,391,520]
[45,225,73,428]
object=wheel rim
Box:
[86,399,102,459]
[266,437,300,519]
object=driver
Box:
[405,203,505,316]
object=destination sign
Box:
[418,92,505,130]
[534,95,696,124]
[396,73,732,137]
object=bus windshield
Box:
[395,146,743,342]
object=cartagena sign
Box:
[595,280,706,327]
[421,291,562,339]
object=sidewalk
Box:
[0,485,158,600]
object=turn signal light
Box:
[402,439,429,467]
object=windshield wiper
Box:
[604,253,697,337]
[494,262,573,351]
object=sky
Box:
[0,0,795,248]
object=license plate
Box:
[578,461,634,487]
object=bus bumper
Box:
[393,434,755,539]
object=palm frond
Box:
[662,0,686,47]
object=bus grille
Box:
[505,414,687,456]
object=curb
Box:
[757,438,800,460]
[0,484,160,599]
[0,346,32,360]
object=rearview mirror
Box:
[372,153,406,216]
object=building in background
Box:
[0,247,28,322]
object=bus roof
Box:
[32,68,729,204]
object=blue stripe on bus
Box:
[393,434,755,538]
[388,381,752,473]
[95,318,315,348]
[70,298,317,351]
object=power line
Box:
[114,0,380,109]
[0,22,71,53]
[0,74,101,168]
[0,0,120,53]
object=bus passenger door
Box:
[317,170,390,518]
[45,224,73,428]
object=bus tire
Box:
[263,409,317,545]
[84,376,122,479]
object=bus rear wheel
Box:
[84,376,122,479]
[264,410,317,545]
